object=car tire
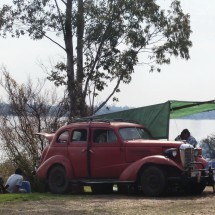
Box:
[48,165,69,194]
[141,166,166,197]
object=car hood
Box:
[125,139,183,147]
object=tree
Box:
[0,67,68,190]
[0,0,192,118]
[199,134,215,160]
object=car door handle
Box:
[82,148,94,153]
[81,148,87,153]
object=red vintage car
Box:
[35,119,214,196]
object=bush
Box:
[199,134,215,160]
[0,68,69,191]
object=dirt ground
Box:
[0,187,215,215]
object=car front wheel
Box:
[140,166,166,197]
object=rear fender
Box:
[35,132,55,143]
[36,155,74,181]
[119,155,183,181]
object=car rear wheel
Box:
[141,166,166,197]
[48,165,69,194]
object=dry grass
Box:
[0,187,215,215]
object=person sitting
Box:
[5,168,27,193]
[175,128,198,148]
[0,175,7,193]
[95,131,107,143]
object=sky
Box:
[0,0,215,108]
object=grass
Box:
[0,192,89,203]
[0,186,94,203]
[0,193,60,202]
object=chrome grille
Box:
[180,144,195,168]
[184,147,194,167]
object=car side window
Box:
[72,129,87,142]
[93,129,117,143]
[108,130,117,142]
[57,131,69,144]
[119,127,152,140]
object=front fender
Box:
[119,155,183,181]
[36,155,74,181]
[196,156,208,168]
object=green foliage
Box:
[0,160,16,182]
[0,0,192,116]
[47,62,67,87]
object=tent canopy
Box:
[170,100,215,119]
[93,100,215,139]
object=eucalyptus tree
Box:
[0,0,192,118]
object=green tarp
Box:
[170,100,215,119]
[93,100,215,139]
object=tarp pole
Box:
[167,101,171,140]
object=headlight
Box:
[194,148,202,157]
[164,148,178,158]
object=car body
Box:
[35,119,214,196]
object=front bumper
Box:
[167,166,215,191]
[205,166,215,191]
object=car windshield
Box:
[119,127,151,140]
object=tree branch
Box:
[93,74,123,114]
[82,3,116,101]
[54,0,67,43]
[60,0,66,5]
[43,33,66,51]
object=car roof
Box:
[58,120,144,131]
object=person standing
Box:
[175,128,198,148]
[5,168,27,193]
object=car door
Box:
[49,130,69,158]
[68,128,89,178]
[90,128,125,178]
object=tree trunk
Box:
[76,0,86,116]
[65,0,76,119]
